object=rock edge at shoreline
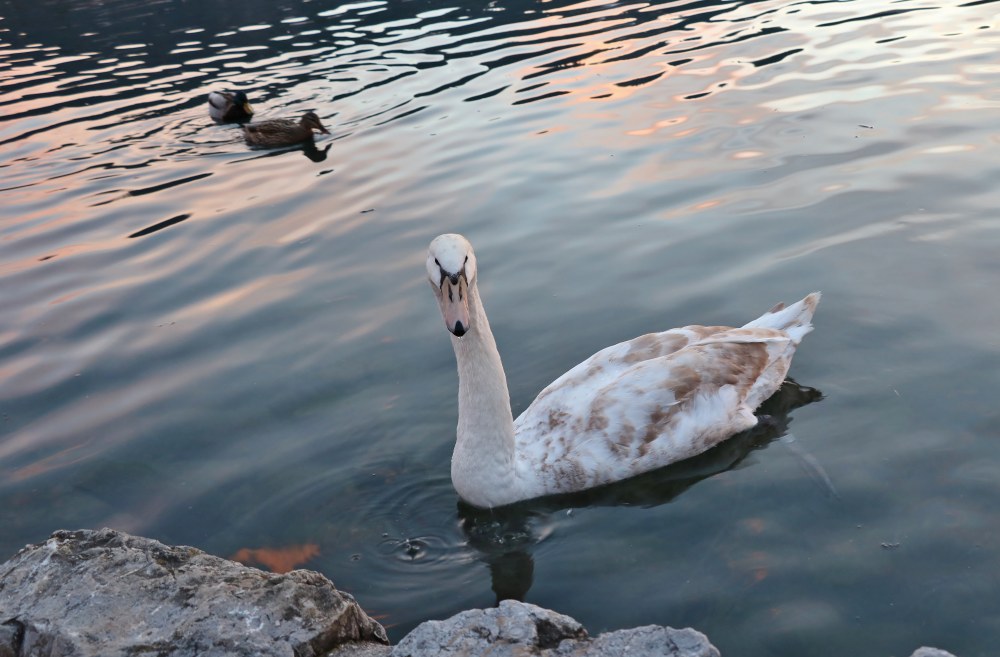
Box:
[0,528,387,657]
[0,529,958,657]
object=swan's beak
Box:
[439,275,470,337]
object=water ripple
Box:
[2,0,1000,654]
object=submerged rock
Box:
[0,528,388,657]
[392,600,718,657]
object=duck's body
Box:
[426,234,820,509]
[242,111,330,148]
[208,91,254,123]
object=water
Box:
[2,0,999,653]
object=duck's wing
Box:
[207,92,233,121]
[208,91,232,109]
[512,327,798,498]
[243,118,300,142]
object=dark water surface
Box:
[2,0,999,654]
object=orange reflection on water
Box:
[231,542,321,573]
[730,549,772,585]
[170,268,314,325]
[625,114,688,138]
[0,239,121,280]
[740,517,767,535]
[8,441,92,483]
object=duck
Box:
[207,90,254,123]
[426,233,821,509]
[242,111,330,148]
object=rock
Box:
[909,650,957,657]
[6,528,946,657]
[392,600,585,656]
[391,600,718,657]
[327,642,393,657]
[0,528,387,657]
[552,623,720,657]
[0,621,21,657]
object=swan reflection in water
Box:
[455,379,826,603]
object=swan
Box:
[426,233,820,509]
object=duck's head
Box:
[427,234,477,337]
[301,111,330,135]
[232,91,254,117]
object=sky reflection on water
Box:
[1,0,1000,655]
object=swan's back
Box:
[512,293,820,499]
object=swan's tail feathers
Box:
[742,292,821,344]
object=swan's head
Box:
[427,234,477,338]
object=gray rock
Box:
[392,600,718,657]
[0,621,21,657]
[327,641,393,657]
[0,528,387,657]
[553,624,720,657]
[7,528,946,657]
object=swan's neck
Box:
[449,284,519,508]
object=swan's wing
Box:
[513,327,795,497]
[528,324,733,410]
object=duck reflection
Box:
[238,141,332,163]
[456,379,823,604]
[301,142,331,162]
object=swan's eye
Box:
[434,258,441,267]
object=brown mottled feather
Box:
[513,326,794,497]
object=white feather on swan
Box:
[426,233,820,508]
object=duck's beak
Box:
[438,274,470,337]
[243,102,254,116]
[318,123,330,135]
